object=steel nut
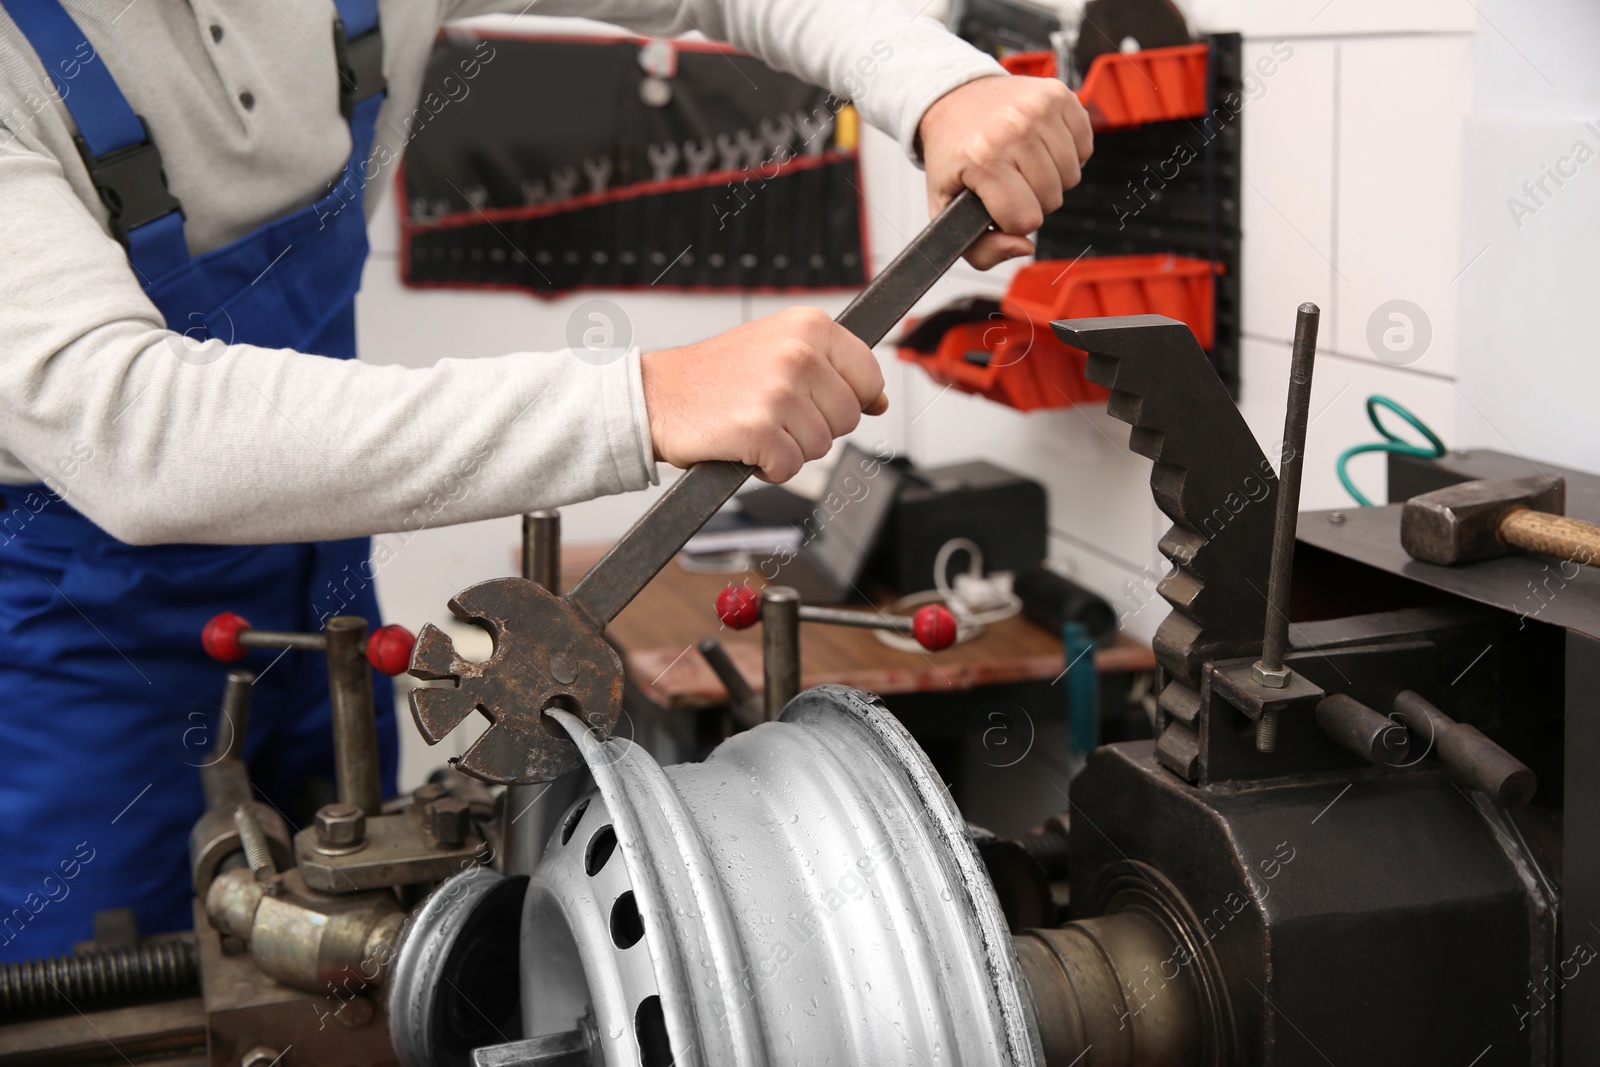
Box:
[429,797,471,850]
[315,803,366,850]
[413,781,449,805]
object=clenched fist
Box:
[919,74,1094,269]
[640,307,887,484]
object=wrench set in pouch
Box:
[398,32,869,295]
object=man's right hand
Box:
[639,307,888,484]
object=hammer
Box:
[1401,474,1600,566]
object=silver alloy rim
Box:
[523,684,1042,1067]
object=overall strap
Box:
[333,0,386,119]
[0,0,188,278]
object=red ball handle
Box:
[912,604,959,651]
[366,624,416,677]
[716,584,762,630]
[202,612,251,662]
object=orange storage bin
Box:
[1001,254,1220,350]
[1078,43,1209,129]
[999,50,1058,78]
[898,316,1108,413]
[999,43,1210,131]
[897,253,1221,412]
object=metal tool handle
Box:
[1500,509,1600,565]
[568,190,994,627]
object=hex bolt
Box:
[430,797,471,850]
[315,802,367,850]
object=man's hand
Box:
[919,75,1094,269]
[641,308,887,484]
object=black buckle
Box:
[334,16,386,121]
[72,119,183,249]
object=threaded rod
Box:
[234,804,276,884]
[0,938,198,1019]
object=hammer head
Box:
[1401,474,1566,565]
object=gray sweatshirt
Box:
[0,0,1001,545]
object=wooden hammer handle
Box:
[1501,508,1600,565]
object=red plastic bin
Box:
[999,43,1210,131]
[897,316,1109,413]
[999,50,1058,78]
[1001,254,1220,350]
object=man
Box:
[0,0,1090,960]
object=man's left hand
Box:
[918,75,1094,269]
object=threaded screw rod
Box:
[0,938,198,1019]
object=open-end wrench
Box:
[582,154,613,195]
[682,137,715,177]
[715,130,745,172]
[408,190,994,784]
[646,140,680,182]
[549,165,580,201]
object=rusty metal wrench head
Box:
[408,191,995,784]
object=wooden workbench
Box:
[559,543,1155,712]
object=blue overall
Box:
[0,0,398,960]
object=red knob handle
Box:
[202,612,251,662]
[716,584,761,630]
[366,624,416,676]
[913,604,958,651]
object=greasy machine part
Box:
[389,684,1216,1067]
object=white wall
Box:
[358,4,1597,787]
[1456,0,1600,472]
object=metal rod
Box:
[326,615,383,815]
[1315,693,1410,767]
[220,669,253,756]
[762,587,802,721]
[0,938,199,1020]
[796,604,913,634]
[233,805,277,885]
[697,636,760,727]
[505,511,584,877]
[470,1030,589,1067]
[201,671,255,809]
[240,629,327,652]
[1256,302,1321,684]
[1392,690,1537,805]
[566,190,994,630]
[523,510,562,593]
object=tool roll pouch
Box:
[398,30,869,295]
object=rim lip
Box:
[780,684,1044,1067]
[386,864,508,1067]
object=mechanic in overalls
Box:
[0,0,1091,959]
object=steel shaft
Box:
[1259,302,1320,679]
[762,586,802,720]
[505,511,584,877]
[326,615,383,815]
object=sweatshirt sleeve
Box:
[0,132,658,546]
[449,0,1007,159]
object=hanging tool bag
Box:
[397,30,869,295]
